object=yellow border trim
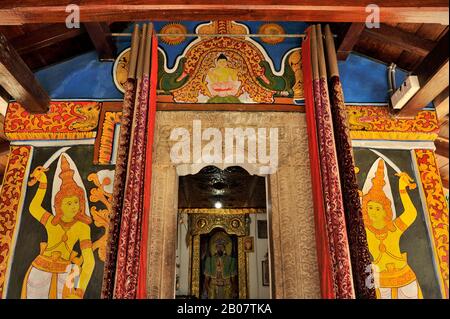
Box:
[350,131,438,141]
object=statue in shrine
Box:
[203,231,237,299]
[362,158,423,299]
[205,53,242,103]
[22,152,95,299]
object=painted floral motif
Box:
[5,102,101,140]
[88,170,115,262]
[98,112,122,165]
[0,146,31,297]
[347,106,439,140]
[414,150,449,298]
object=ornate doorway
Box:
[176,166,269,299]
[146,111,321,299]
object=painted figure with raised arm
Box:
[22,153,94,299]
[362,159,422,299]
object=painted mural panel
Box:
[114,21,304,104]
[354,148,442,299]
[4,145,114,299]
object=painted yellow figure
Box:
[22,154,95,299]
[362,159,423,299]
[205,53,242,103]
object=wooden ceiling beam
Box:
[398,31,449,118]
[0,1,448,25]
[0,85,10,102]
[0,140,9,156]
[434,87,449,123]
[9,24,84,55]
[0,114,7,141]
[442,176,449,189]
[0,33,49,113]
[337,23,365,61]
[84,22,117,61]
[435,137,449,159]
[363,23,436,56]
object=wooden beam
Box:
[0,1,448,24]
[337,23,365,60]
[435,137,449,158]
[0,85,10,102]
[0,33,49,113]
[434,87,449,122]
[0,141,9,181]
[9,24,84,55]
[442,176,449,189]
[84,22,117,61]
[398,31,449,118]
[363,23,436,56]
[0,140,9,155]
[415,31,449,84]
[0,114,7,140]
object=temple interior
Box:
[0,2,448,300]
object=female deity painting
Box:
[205,53,242,103]
[202,231,237,299]
[22,152,95,299]
[362,157,422,299]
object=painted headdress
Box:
[51,153,91,225]
[362,158,397,230]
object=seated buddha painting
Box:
[204,53,242,104]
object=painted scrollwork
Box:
[87,170,115,262]
[0,146,31,297]
[414,150,449,297]
[347,106,439,140]
[5,102,101,140]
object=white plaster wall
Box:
[247,213,270,298]
[176,213,190,296]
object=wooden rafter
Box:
[0,1,448,25]
[9,24,84,55]
[398,31,449,118]
[435,137,449,158]
[0,33,49,113]
[0,114,7,141]
[362,23,436,56]
[434,87,449,122]
[337,23,365,61]
[84,22,117,61]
